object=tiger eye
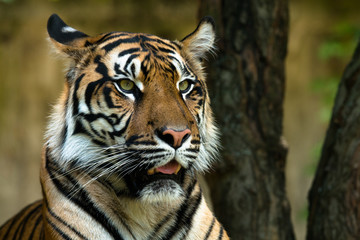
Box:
[179,80,190,92]
[119,79,135,92]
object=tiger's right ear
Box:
[47,14,97,59]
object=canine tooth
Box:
[147,168,155,175]
[175,164,182,175]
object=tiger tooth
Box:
[147,168,155,175]
[175,164,182,175]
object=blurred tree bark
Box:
[307,42,360,240]
[198,0,294,239]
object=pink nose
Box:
[158,128,191,149]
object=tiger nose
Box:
[157,128,191,149]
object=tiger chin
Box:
[0,14,229,240]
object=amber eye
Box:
[179,80,191,93]
[117,79,135,93]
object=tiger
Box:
[0,14,229,240]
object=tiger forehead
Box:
[96,32,193,82]
[96,32,181,53]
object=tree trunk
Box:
[198,0,294,239]
[307,41,360,240]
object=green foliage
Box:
[306,141,323,176]
[297,204,309,221]
[310,76,339,122]
[318,22,360,60]
[312,21,360,123]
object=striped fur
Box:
[0,14,229,239]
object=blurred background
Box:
[0,0,359,239]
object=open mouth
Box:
[123,160,185,196]
[147,160,182,175]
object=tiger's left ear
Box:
[181,17,216,60]
[47,14,99,59]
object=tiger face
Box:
[46,14,219,204]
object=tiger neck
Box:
[40,147,203,239]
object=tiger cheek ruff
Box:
[0,14,229,240]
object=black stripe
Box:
[96,33,128,45]
[91,138,107,147]
[72,118,90,136]
[40,225,45,240]
[138,149,166,154]
[183,62,195,77]
[93,32,118,45]
[28,214,43,240]
[140,35,177,51]
[192,86,203,97]
[155,180,197,240]
[60,95,70,147]
[46,201,89,240]
[47,218,71,240]
[110,114,132,138]
[191,140,200,144]
[118,48,141,58]
[130,63,136,78]
[125,134,144,145]
[147,212,173,240]
[102,36,141,53]
[102,39,122,53]
[60,123,68,147]
[186,148,199,153]
[147,180,197,240]
[141,154,168,161]
[75,112,121,139]
[84,80,101,112]
[180,192,203,237]
[184,154,197,159]
[72,74,85,116]
[0,215,17,239]
[141,54,151,81]
[84,56,108,111]
[0,202,37,240]
[16,203,42,240]
[217,226,224,240]
[103,86,124,109]
[172,41,182,50]
[127,140,157,146]
[203,217,215,240]
[161,192,202,239]
[199,79,208,122]
[80,112,111,123]
[124,54,140,75]
[114,63,128,76]
[45,151,131,240]
[195,113,201,124]
[158,47,175,54]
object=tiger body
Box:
[0,14,229,240]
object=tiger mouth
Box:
[147,160,182,175]
[124,160,185,196]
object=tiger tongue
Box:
[156,160,180,175]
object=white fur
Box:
[139,181,185,205]
[187,22,216,59]
[62,26,78,33]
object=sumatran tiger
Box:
[0,14,229,240]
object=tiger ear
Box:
[47,14,95,59]
[181,16,216,60]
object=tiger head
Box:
[46,14,219,204]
